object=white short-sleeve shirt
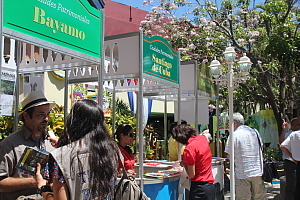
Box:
[281,130,300,161]
[225,125,263,179]
[281,131,293,161]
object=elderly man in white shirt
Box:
[280,130,300,199]
[225,113,266,200]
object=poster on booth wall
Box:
[72,83,87,105]
[71,83,111,117]
[0,69,16,116]
[103,89,111,117]
[23,73,44,96]
[218,111,229,135]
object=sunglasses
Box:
[125,133,136,138]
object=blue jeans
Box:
[284,159,297,200]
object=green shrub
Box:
[263,147,281,161]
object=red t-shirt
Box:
[183,135,214,183]
[118,145,135,171]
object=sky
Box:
[113,0,151,11]
[112,0,267,17]
[113,0,300,10]
[112,0,202,17]
[112,0,222,10]
[113,0,271,9]
[113,0,199,15]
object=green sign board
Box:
[3,0,102,59]
[143,36,179,84]
[198,64,216,97]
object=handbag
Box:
[254,129,279,182]
[262,158,279,182]
[114,154,149,200]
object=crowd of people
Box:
[1,90,299,200]
[0,92,120,200]
[0,91,145,200]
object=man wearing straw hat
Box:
[0,91,56,200]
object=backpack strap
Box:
[117,149,128,179]
[114,151,128,199]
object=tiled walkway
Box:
[223,178,281,199]
[265,180,281,199]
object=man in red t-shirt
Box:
[172,124,215,200]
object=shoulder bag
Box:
[254,129,279,182]
[114,154,150,200]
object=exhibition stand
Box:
[68,31,224,199]
[68,31,181,198]
[0,0,224,197]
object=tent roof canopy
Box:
[69,31,180,101]
[68,32,215,101]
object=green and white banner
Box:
[3,0,102,59]
[143,36,179,85]
[198,64,216,98]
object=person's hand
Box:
[172,161,180,167]
[180,161,187,168]
[127,169,136,176]
[282,119,288,131]
[48,136,59,147]
[34,163,47,188]
[117,168,123,177]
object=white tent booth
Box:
[160,60,224,198]
[178,61,225,198]
[176,61,216,130]
[69,31,225,199]
[69,31,183,200]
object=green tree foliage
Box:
[48,105,65,136]
[0,116,14,141]
[141,0,300,134]
[105,97,137,136]
[0,97,137,140]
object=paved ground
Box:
[223,177,282,199]
[265,180,281,199]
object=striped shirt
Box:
[225,125,263,179]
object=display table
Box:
[143,175,181,200]
[135,160,182,200]
[135,171,181,200]
[136,158,225,200]
[135,161,175,175]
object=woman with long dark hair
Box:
[36,99,119,200]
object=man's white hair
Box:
[233,112,244,125]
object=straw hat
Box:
[19,91,56,119]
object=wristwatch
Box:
[38,185,52,195]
